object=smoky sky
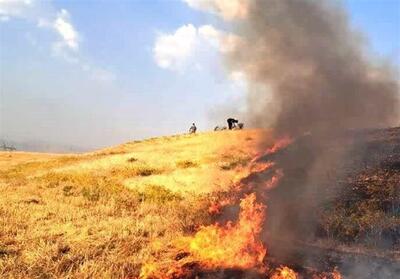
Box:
[225,1,400,273]
[226,0,399,137]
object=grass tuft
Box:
[176,160,198,169]
[127,157,138,163]
[138,184,182,203]
[219,155,250,170]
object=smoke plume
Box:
[184,0,400,276]
[225,0,399,137]
[221,0,400,275]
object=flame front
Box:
[185,193,266,270]
[271,266,298,279]
[266,136,293,155]
[208,197,233,215]
[139,137,343,278]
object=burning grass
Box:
[0,130,264,278]
[270,266,298,279]
[0,128,398,278]
[181,193,266,270]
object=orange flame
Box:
[249,136,292,164]
[139,263,159,278]
[332,268,342,279]
[139,136,343,279]
[311,268,343,279]
[230,162,274,194]
[264,169,284,190]
[250,161,275,173]
[208,197,234,215]
[266,137,293,154]
[271,266,298,279]
[182,193,266,270]
[140,262,186,279]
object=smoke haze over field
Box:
[224,0,399,137]
[0,0,399,152]
[199,1,400,275]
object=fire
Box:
[263,169,283,190]
[266,137,293,154]
[139,136,344,279]
[139,263,158,278]
[208,197,233,214]
[250,161,275,173]
[271,266,298,279]
[311,268,343,279]
[232,160,274,186]
[140,262,186,279]
[183,193,266,270]
[249,136,292,164]
[332,268,342,279]
[139,193,267,278]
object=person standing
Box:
[189,123,197,134]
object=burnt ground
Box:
[157,127,400,279]
[161,260,342,279]
[261,127,400,278]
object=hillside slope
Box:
[0,128,398,278]
[0,130,271,278]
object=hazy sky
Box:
[1,0,399,150]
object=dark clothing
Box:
[189,124,197,134]
[227,118,239,130]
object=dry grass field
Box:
[0,130,271,278]
[2,128,398,278]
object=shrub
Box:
[127,157,138,163]
[176,160,198,169]
[135,167,161,176]
[110,165,163,178]
[82,187,101,202]
[219,156,249,170]
[138,185,182,203]
[62,185,74,197]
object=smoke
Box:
[216,0,400,275]
[225,0,399,137]
[184,0,399,276]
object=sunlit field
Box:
[0,130,271,278]
[1,128,399,278]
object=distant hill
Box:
[0,138,91,153]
